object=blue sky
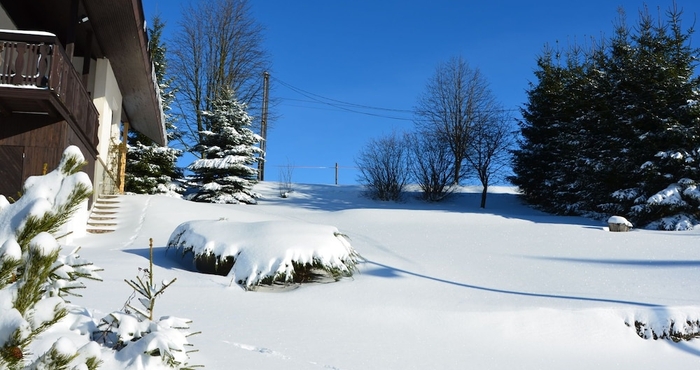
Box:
[142,0,700,185]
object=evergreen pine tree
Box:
[617,6,700,227]
[0,146,102,369]
[512,6,700,229]
[510,46,588,214]
[126,15,183,195]
[187,86,263,204]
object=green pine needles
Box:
[0,146,101,369]
[511,6,700,228]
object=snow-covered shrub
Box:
[94,239,200,369]
[627,309,700,342]
[0,146,102,369]
[167,220,360,290]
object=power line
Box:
[273,77,413,113]
[272,77,520,121]
[273,77,414,121]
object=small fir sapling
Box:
[95,238,201,369]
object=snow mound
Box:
[607,216,633,227]
[166,219,360,290]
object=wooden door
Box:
[0,145,24,200]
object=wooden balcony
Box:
[0,30,98,149]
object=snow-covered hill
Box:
[71,182,700,369]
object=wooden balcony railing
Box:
[0,30,98,148]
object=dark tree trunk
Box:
[480,184,488,208]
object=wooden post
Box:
[65,0,79,59]
[81,29,92,88]
[258,71,269,181]
[335,163,338,185]
[118,121,129,194]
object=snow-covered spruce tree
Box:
[126,15,183,195]
[187,86,263,204]
[0,146,102,369]
[510,45,592,214]
[607,7,700,229]
[512,6,700,228]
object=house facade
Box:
[0,0,165,200]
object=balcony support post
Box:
[81,29,92,88]
[65,0,79,59]
[118,120,129,194]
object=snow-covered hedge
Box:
[167,219,360,290]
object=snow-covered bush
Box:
[0,146,102,369]
[167,219,360,290]
[627,309,700,342]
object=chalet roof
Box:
[0,0,166,146]
[84,0,165,146]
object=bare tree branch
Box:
[414,56,499,185]
[171,0,271,157]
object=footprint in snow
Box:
[227,341,343,369]
[228,342,290,360]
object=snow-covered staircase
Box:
[87,195,120,234]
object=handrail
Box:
[0,29,99,149]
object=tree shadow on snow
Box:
[362,260,662,308]
[527,256,700,268]
[122,246,197,273]
[259,184,603,228]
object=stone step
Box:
[86,228,115,234]
[88,221,117,227]
[88,195,121,234]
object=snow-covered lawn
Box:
[71,182,700,369]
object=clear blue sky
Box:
[142,0,700,185]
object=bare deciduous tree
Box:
[407,133,455,202]
[171,0,271,155]
[355,132,412,201]
[414,56,499,185]
[465,111,514,208]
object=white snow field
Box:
[71,182,700,369]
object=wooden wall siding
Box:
[23,146,60,179]
[0,118,97,199]
[0,114,63,147]
[0,145,23,199]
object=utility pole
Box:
[259,71,270,181]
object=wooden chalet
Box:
[0,0,165,200]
